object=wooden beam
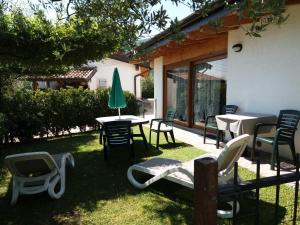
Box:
[162,34,228,65]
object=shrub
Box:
[141,73,154,98]
[1,87,138,142]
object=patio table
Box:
[215,112,277,148]
[96,115,149,149]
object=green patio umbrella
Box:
[108,68,127,119]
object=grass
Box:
[0,127,298,225]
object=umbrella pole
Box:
[118,108,121,119]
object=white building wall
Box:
[227,4,300,157]
[154,57,164,117]
[88,58,141,98]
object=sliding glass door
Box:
[164,57,227,128]
[192,58,227,126]
[166,66,189,124]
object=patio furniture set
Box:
[203,106,300,170]
[96,111,177,161]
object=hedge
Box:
[1,87,138,143]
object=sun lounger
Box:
[5,151,74,205]
[127,134,250,218]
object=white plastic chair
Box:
[5,151,75,205]
[127,134,250,218]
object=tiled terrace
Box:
[144,121,296,179]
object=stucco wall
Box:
[227,4,300,157]
[88,58,141,98]
[154,57,164,117]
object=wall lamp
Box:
[232,43,243,52]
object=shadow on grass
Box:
[0,132,195,225]
[146,180,288,225]
[0,132,288,225]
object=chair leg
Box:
[221,131,224,142]
[156,131,160,149]
[289,142,297,166]
[271,143,278,170]
[163,132,169,143]
[216,130,221,149]
[230,132,234,139]
[170,130,175,144]
[203,126,207,144]
[99,128,103,145]
[251,137,257,161]
[11,179,19,205]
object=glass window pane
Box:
[166,66,189,122]
[193,58,227,126]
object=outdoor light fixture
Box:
[232,43,243,52]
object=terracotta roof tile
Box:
[27,67,97,81]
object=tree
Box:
[0,0,170,74]
[0,0,289,75]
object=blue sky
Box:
[162,0,193,20]
[149,1,193,36]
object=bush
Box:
[141,73,154,98]
[1,87,138,142]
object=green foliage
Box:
[230,0,288,37]
[142,73,154,98]
[1,87,138,142]
[0,0,170,74]
[0,0,290,75]
[181,0,288,37]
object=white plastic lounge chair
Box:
[5,151,75,205]
[127,134,250,219]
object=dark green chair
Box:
[103,120,133,161]
[203,105,238,147]
[252,110,300,170]
[149,109,176,149]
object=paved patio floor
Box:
[146,123,296,179]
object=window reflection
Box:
[193,58,227,125]
[166,66,189,122]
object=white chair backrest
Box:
[217,134,250,175]
[5,152,58,178]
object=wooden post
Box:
[194,157,218,225]
[32,81,38,90]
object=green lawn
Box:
[0,128,298,225]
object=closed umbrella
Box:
[108,68,127,119]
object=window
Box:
[37,81,47,89]
[166,66,189,123]
[193,58,227,126]
[99,79,107,89]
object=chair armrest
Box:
[157,120,174,130]
[254,123,278,139]
[205,115,216,126]
[150,118,163,128]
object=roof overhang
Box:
[139,4,230,51]
[137,0,300,59]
